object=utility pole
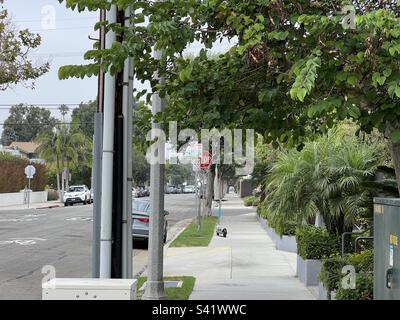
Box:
[122,5,134,279]
[92,7,105,279]
[143,47,167,300]
[99,4,117,279]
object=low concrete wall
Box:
[276,235,297,253]
[318,283,337,300]
[257,216,298,253]
[0,190,48,207]
[296,255,321,286]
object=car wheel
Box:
[64,202,68,207]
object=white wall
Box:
[0,191,48,207]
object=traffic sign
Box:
[25,165,36,179]
[200,151,212,170]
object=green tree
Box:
[132,145,150,186]
[57,0,400,193]
[265,125,384,236]
[166,163,192,186]
[0,1,49,90]
[1,104,56,145]
[71,101,97,137]
[36,124,92,199]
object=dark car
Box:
[132,199,169,244]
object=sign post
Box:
[24,165,36,209]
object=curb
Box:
[36,204,61,210]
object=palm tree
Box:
[265,126,384,236]
[36,124,92,200]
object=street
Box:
[0,194,197,300]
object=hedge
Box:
[319,250,373,300]
[243,195,260,207]
[0,152,47,193]
[296,225,340,260]
[258,202,297,236]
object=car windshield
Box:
[132,200,149,213]
[68,187,84,192]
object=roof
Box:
[6,142,39,154]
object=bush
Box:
[259,203,297,236]
[243,195,259,207]
[0,152,47,193]
[335,272,373,300]
[47,189,59,201]
[296,225,340,260]
[320,250,373,299]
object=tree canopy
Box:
[58,0,400,190]
[0,1,49,90]
[1,104,56,146]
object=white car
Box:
[64,185,91,206]
[184,185,195,193]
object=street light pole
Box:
[142,47,167,300]
[99,4,117,279]
[122,6,134,279]
[92,7,105,279]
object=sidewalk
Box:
[0,201,61,211]
[163,195,315,300]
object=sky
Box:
[0,0,235,140]
[0,0,99,137]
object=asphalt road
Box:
[0,193,197,300]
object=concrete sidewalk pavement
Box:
[163,195,315,300]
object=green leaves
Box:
[290,55,321,102]
[178,64,193,82]
[267,31,289,41]
[391,130,400,143]
[58,64,99,80]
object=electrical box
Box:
[374,198,400,300]
[42,278,137,300]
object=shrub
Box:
[320,250,373,299]
[335,272,373,300]
[296,225,340,260]
[47,189,59,201]
[0,152,47,193]
[243,195,259,207]
[259,203,297,236]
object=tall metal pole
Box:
[92,7,105,279]
[99,4,117,279]
[122,5,134,279]
[143,47,167,300]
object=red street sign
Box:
[200,151,212,170]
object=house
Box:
[3,142,40,159]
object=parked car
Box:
[183,185,195,193]
[132,199,169,244]
[64,185,91,206]
[90,189,94,203]
[165,186,177,194]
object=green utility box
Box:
[374,198,400,300]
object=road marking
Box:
[0,214,47,223]
[66,217,93,222]
[0,238,47,246]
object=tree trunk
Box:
[205,164,215,216]
[260,182,266,202]
[61,158,65,200]
[56,157,61,202]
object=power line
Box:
[0,103,90,110]
[13,17,98,23]
[28,25,97,32]
[0,122,94,126]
